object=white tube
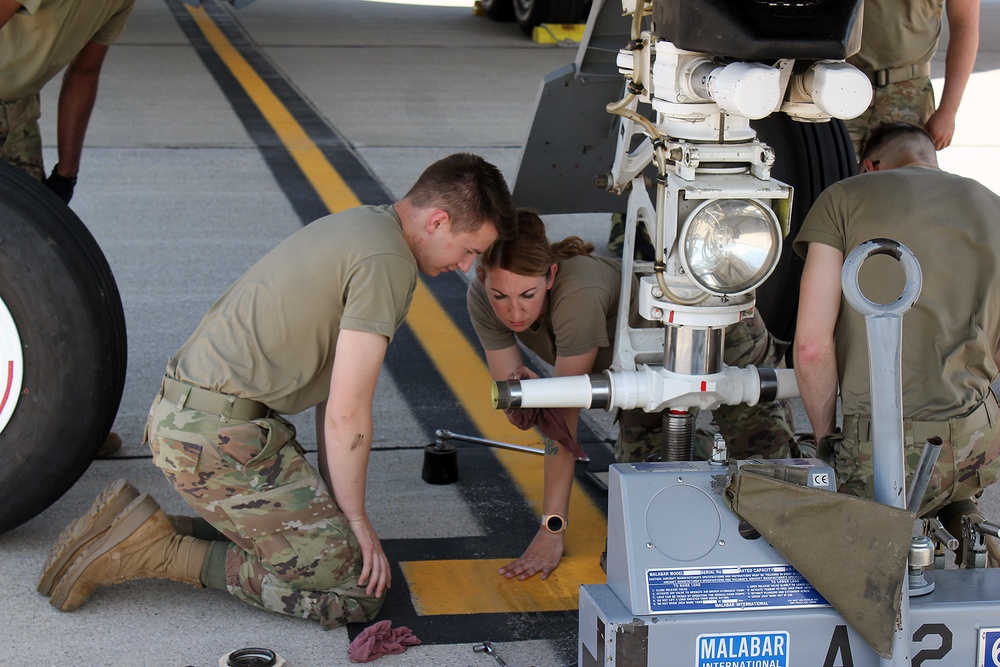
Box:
[493,375,603,410]
[493,365,801,413]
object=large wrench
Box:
[842,237,922,667]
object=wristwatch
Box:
[541,514,568,534]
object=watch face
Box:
[544,515,565,533]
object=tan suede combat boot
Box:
[49,494,209,612]
[37,479,141,596]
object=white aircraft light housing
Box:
[707,62,781,120]
[679,198,782,295]
[809,60,873,119]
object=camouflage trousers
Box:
[821,391,1000,517]
[0,95,44,181]
[616,311,797,462]
[146,389,383,629]
[844,77,935,158]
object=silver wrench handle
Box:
[842,238,923,509]
[841,238,923,667]
[841,237,922,318]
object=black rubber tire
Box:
[0,161,127,535]
[750,116,858,357]
[481,0,515,22]
[514,0,588,35]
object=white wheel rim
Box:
[0,296,23,433]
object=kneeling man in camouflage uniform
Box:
[38,153,516,627]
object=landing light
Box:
[679,198,782,296]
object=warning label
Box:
[647,564,827,613]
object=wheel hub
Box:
[0,296,23,434]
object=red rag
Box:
[347,620,422,663]
[505,407,587,460]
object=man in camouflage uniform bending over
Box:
[38,153,516,627]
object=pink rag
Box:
[505,407,588,460]
[347,620,421,663]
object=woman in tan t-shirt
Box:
[468,210,611,582]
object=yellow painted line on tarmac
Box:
[186,5,361,214]
[191,7,607,615]
[400,556,606,615]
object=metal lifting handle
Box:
[842,238,923,320]
[841,237,922,508]
[841,238,922,667]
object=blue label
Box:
[647,565,827,613]
[981,629,1000,667]
[697,631,789,667]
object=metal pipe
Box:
[925,517,959,551]
[977,520,1000,539]
[664,326,724,375]
[906,437,943,514]
[435,430,545,456]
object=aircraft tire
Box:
[0,161,127,535]
[751,115,858,357]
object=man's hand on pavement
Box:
[349,516,391,597]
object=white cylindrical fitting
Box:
[707,62,781,120]
[698,366,800,407]
[492,375,608,410]
[807,60,872,120]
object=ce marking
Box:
[811,472,831,488]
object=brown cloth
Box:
[725,464,915,660]
[347,620,421,663]
[505,407,588,460]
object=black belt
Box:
[161,376,270,422]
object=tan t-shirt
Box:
[467,254,623,372]
[168,205,418,415]
[0,0,135,101]
[847,0,943,73]
[794,167,1000,420]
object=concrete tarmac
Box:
[2,0,999,665]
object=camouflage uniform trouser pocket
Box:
[0,95,43,181]
[147,395,376,627]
